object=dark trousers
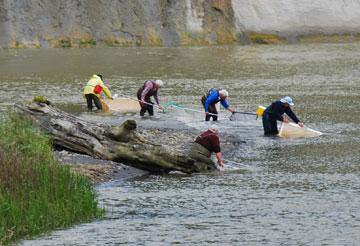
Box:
[137,92,154,116]
[262,112,278,135]
[201,96,218,121]
[85,94,102,111]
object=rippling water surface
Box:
[1,43,359,245]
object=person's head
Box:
[97,74,103,80]
[208,124,219,135]
[154,79,164,89]
[280,96,294,107]
[219,89,229,100]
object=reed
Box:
[0,112,103,245]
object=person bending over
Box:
[201,88,235,121]
[137,79,164,116]
[83,74,113,111]
[189,125,224,170]
[262,96,304,135]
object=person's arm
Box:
[285,107,300,124]
[102,86,112,99]
[211,135,223,167]
[220,99,230,109]
[141,81,152,102]
[215,152,224,167]
[220,99,236,113]
[153,90,164,110]
[154,90,160,105]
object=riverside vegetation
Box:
[0,112,104,245]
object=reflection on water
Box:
[1,43,359,245]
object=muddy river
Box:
[0,43,359,245]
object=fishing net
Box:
[229,112,257,121]
[278,122,322,138]
[101,98,140,113]
[162,101,184,113]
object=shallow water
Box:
[1,43,359,245]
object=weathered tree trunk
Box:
[15,102,214,174]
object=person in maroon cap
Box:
[189,125,224,170]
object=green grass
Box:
[0,112,104,245]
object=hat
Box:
[155,79,164,87]
[280,96,294,106]
[219,89,229,97]
[209,124,219,133]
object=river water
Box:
[1,43,359,245]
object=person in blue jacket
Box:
[262,96,304,135]
[201,88,235,121]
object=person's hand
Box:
[218,160,224,168]
[140,101,145,107]
[283,116,289,123]
[229,108,236,113]
[110,97,114,100]
[158,105,164,110]
[298,122,304,128]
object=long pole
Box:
[116,93,163,109]
[116,93,220,117]
[169,104,220,117]
[116,93,255,117]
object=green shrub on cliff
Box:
[79,39,97,47]
[57,39,72,48]
[248,33,287,45]
[0,113,103,245]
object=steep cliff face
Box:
[0,0,236,48]
[1,0,360,48]
[232,0,360,36]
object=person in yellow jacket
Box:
[83,74,113,111]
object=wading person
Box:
[201,88,235,121]
[137,79,164,116]
[189,125,224,170]
[262,96,304,135]
[83,74,113,111]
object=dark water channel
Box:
[0,44,359,245]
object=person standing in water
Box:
[189,125,224,170]
[201,88,235,121]
[137,79,164,116]
[262,96,304,135]
[83,74,113,111]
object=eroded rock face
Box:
[1,0,360,48]
[232,0,360,37]
[0,0,236,48]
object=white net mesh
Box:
[229,112,257,121]
[278,122,322,138]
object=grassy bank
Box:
[0,112,103,245]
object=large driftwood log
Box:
[15,102,214,174]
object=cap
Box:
[280,96,294,106]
